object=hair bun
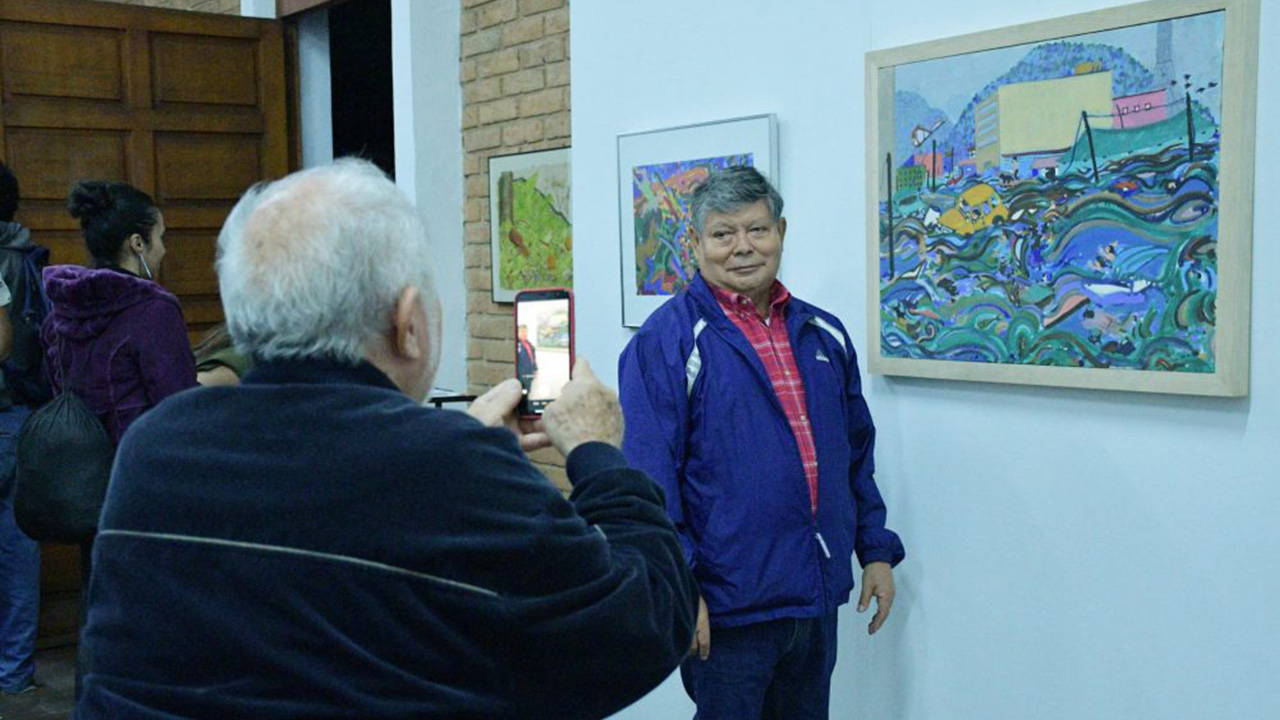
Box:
[67,180,113,221]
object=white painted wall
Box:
[391,0,466,392]
[296,8,333,169]
[572,2,1280,718]
[239,0,274,19]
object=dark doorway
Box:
[329,0,395,177]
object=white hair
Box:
[216,158,438,363]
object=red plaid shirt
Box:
[710,281,819,516]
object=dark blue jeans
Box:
[0,404,39,693]
[681,608,839,720]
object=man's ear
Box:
[391,286,423,361]
[128,233,146,254]
[691,229,703,267]
[778,217,787,243]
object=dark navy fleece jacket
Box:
[78,359,698,720]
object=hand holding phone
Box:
[466,379,551,453]
[514,288,574,418]
[541,358,624,456]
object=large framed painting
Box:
[865,0,1259,396]
[618,114,778,327]
[489,147,572,302]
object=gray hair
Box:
[216,158,438,363]
[690,165,784,236]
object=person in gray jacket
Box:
[0,162,41,696]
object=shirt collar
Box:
[707,278,791,321]
[243,357,401,392]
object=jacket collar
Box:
[97,263,141,278]
[686,273,816,411]
[243,357,401,393]
[688,272,815,338]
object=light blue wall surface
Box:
[296,9,332,169]
[391,0,466,392]
[570,2,1280,718]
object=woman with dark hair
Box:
[40,179,196,697]
[42,180,197,444]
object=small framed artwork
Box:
[865,0,1259,396]
[488,147,572,303]
[618,114,778,327]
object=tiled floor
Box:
[0,646,75,720]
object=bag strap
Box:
[56,336,85,396]
[20,249,51,323]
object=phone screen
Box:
[515,291,572,415]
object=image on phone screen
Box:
[516,293,572,414]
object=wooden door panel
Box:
[152,34,260,108]
[181,296,229,325]
[5,128,129,200]
[181,295,229,344]
[157,203,241,230]
[149,112,266,134]
[154,132,262,201]
[41,230,93,267]
[0,103,133,131]
[0,0,290,647]
[0,23,126,103]
[35,544,81,649]
[10,207,77,234]
[162,230,220,296]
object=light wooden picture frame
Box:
[865,0,1259,396]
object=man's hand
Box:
[541,359,624,456]
[857,562,896,635]
[690,596,710,660]
[466,378,551,453]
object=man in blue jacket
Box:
[77,159,699,720]
[620,166,905,720]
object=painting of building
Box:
[975,70,1114,171]
[896,164,927,192]
[911,151,947,178]
[1111,88,1169,128]
[877,9,1234,385]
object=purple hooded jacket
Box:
[40,265,197,445]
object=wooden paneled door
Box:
[0,0,290,645]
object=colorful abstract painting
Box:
[867,2,1257,395]
[618,115,777,326]
[631,154,752,296]
[489,148,571,302]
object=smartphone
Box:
[514,288,574,417]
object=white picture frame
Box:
[617,114,778,327]
[488,147,572,303]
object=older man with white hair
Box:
[76,160,698,719]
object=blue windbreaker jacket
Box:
[620,274,905,628]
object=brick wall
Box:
[461,0,571,487]
[98,0,240,13]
